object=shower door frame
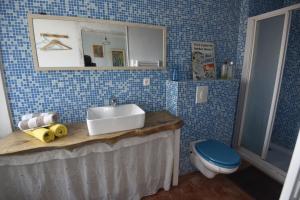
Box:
[234,3,300,183]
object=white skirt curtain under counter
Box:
[0,131,176,200]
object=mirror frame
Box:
[28,14,167,71]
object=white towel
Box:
[18,113,58,130]
[21,112,56,121]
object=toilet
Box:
[190,139,241,178]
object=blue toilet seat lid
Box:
[195,140,240,169]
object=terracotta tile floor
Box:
[143,172,254,200]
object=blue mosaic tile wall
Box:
[166,81,178,116]
[1,0,298,174]
[0,0,241,128]
[166,80,239,174]
[235,0,250,79]
[272,7,300,150]
[284,0,300,5]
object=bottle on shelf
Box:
[227,61,234,79]
[221,61,228,80]
[172,68,179,81]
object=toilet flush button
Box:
[196,86,208,104]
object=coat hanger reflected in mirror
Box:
[40,39,72,50]
[39,33,72,51]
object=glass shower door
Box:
[239,14,287,156]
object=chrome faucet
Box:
[109,96,117,107]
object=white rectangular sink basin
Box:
[87,104,145,136]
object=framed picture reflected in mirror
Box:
[92,44,104,58]
[111,49,125,67]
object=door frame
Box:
[0,57,12,137]
[280,129,300,199]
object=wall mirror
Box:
[28,14,166,71]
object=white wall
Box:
[0,61,12,137]
[33,19,84,67]
[128,27,163,65]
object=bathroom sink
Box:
[87,104,145,136]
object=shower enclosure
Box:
[234,4,300,183]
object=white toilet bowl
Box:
[190,139,240,179]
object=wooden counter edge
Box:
[0,111,183,156]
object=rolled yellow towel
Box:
[25,128,55,143]
[49,124,68,138]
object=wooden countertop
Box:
[0,111,183,156]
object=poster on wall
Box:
[192,42,216,80]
